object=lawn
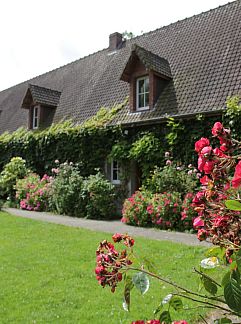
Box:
[0,211,215,323]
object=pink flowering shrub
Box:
[16,173,51,211]
[180,193,198,231]
[193,122,241,256]
[122,190,187,230]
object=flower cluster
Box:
[122,190,186,230]
[95,234,134,292]
[193,122,241,255]
[16,173,51,211]
[181,192,198,229]
[132,320,188,324]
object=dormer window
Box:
[32,106,39,129]
[136,76,149,111]
[21,84,61,130]
[120,44,172,113]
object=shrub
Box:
[144,159,198,197]
[122,190,183,230]
[121,190,152,227]
[0,157,28,200]
[180,192,198,231]
[83,171,116,219]
[16,173,51,211]
[48,162,85,217]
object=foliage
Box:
[0,212,208,323]
[48,162,85,217]
[181,193,198,232]
[223,96,241,139]
[122,190,187,231]
[129,132,165,179]
[144,155,198,197]
[83,171,116,220]
[165,118,184,147]
[0,157,28,200]
[49,162,116,219]
[15,173,51,211]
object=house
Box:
[0,1,241,188]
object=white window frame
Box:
[32,106,39,129]
[111,160,121,185]
[136,76,149,111]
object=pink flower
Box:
[112,233,123,243]
[200,146,212,157]
[232,161,241,188]
[166,159,172,165]
[193,216,204,227]
[212,122,224,136]
[195,138,210,153]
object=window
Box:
[32,106,39,129]
[136,76,149,111]
[111,160,121,184]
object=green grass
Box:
[0,211,214,323]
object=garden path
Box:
[5,208,210,247]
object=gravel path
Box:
[4,208,211,247]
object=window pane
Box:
[138,94,145,108]
[145,78,149,92]
[113,169,118,180]
[145,93,149,107]
[139,79,145,93]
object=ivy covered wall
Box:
[1,97,239,181]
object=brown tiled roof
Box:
[0,1,241,133]
[22,84,61,108]
[120,44,172,82]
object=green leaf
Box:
[214,318,232,324]
[231,268,241,284]
[123,276,134,312]
[132,272,150,295]
[225,200,241,211]
[153,304,163,315]
[201,276,218,295]
[224,278,241,312]
[159,310,172,323]
[169,296,183,311]
[205,246,225,258]
[142,257,156,273]
[236,249,241,270]
[221,271,231,287]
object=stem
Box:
[199,314,208,324]
[176,293,237,315]
[128,267,225,304]
[193,267,222,287]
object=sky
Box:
[0,0,231,91]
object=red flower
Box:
[200,146,212,157]
[112,233,123,243]
[212,122,224,136]
[197,229,207,241]
[203,160,214,174]
[195,138,210,153]
[232,161,241,188]
[200,175,210,186]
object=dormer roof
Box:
[120,44,172,82]
[22,84,61,109]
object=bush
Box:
[48,162,85,217]
[121,190,152,227]
[144,159,198,197]
[0,157,28,200]
[181,192,198,231]
[83,172,116,219]
[122,190,184,230]
[16,173,51,211]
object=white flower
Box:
[200,257,219,269]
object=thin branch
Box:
[199,314,208,324]
[193,267,222,287]
[128,266,225,304]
